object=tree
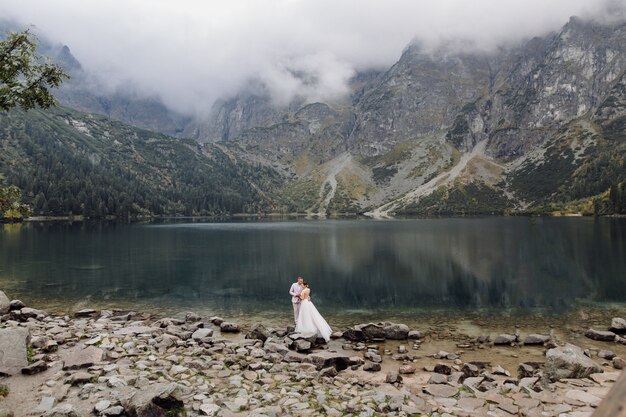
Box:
[0,30,69,111]
[0,29,68,220]
[0,183,31,221]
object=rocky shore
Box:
[1,290,625,417]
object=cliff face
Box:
[193,16,625,216]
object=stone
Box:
[245,323,271,342]
[363,362,381,372]
[220,322,240,333]
[70,371,94,385]
[613,357,626,369]
[184,312,201,322]
[398,365,416,374]
[364,351,382,363]
[383,323,409,339]
[585,328,616,341]
[609,317,626,333]
[493,334,517,345]
[122,383,184,417]
[462,363,479,377]
[306,351,349,371]
[21,360,48,375]
[43,404,80,417]
[342,327,365,342]
[408,330,422,339]
[386,371,402,383]
[62,346,104,370]
[457,397,485,411]
[113,326,158,335]
[598,349,616,360]
[423,384,458,397]
[264,341,289,355]
[0,327,30,375]
[523,334,550,345]
[199,404,220,416]
[95,400,112,412]
[35,397,56,414]
[545,343,602,381]
[428,373,448,384]
[102,406,124,416]
[74,308,98,317]
[434,363,452,375]
[191,328,213,340]
[8,299,24,311]
[565,389,602,406]
[492,365,510,376]
[320,366,338,377]
[0,290,9,315]
[357,323,387,340]
[294,339,311,352]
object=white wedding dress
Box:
[295,290,332,342]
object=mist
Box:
[0,0,623,116]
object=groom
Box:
[289,276,304,325]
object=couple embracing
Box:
[289,276,332,342]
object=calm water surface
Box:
[1,217,625,326]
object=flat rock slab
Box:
[113,326,159,336]
[62,346,104,370]
[457,397,485,411]
[585,328,616,342]
[0,327,30,375]
[423,384,458,398]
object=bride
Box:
[295,281,332,342]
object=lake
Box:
[1,217,625,327]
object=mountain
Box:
[1,16,624,218]
[0,107,284,218]
[193,16,626,217]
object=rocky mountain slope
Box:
[1,16,624,217]
[197,16,626,216]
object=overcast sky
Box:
[0,0,623,115]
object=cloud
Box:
[0,0,623,115]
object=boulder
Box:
[363,362,381,372]
[545,343,602,381]
[306,351,349,371]
[598,350,616,360]
[122,383,184,417]
[293,339,311,352]
[8,299,24,311]
[462,363,479,378]
[0,291,9,315]
[386,371,402,384]
[613,357,625,370]
[398,365,416,374]
[245,323,271,342]
[220,322,240,333]
[21,360,48,375]
[62,346,104,370]
[0,327,30,376]
[585,328,617,341]
[43,404,80,417]
[434,363,452,375]
[357,323,387,340]
[609,317,626,333]
[342,327,365,342]
[184,312,201,322]
[383,323,409,340]
[408,330,422,339]
[428,373,448,384]
[523,334,550,345]
[493,334,517,345]
[191,328,213,341]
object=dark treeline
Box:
[0,108,284,219]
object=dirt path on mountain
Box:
[316,153,352,217]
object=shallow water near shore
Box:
[1,217,626,329]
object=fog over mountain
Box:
[1,0,623,116]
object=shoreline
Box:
[1,290,626,416]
